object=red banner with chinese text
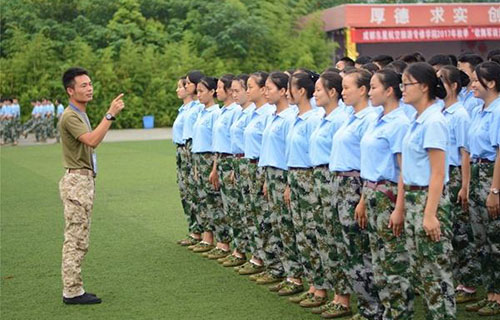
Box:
[351,26,500,43]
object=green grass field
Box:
[0,140,484,319]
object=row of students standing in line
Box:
[172,61,500,319]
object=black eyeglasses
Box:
[399,82,419,91]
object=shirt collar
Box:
[203,104,219,113]
[255,103,274,115]
[222,102,238,111]
[243,103,256,114]
[324,106,345,122]
[277,105,297,118]
[483,96,500,113]
[443,101,462,114]
[354,106,377,119]
[415,102,441,124]
[380,106,405,122]
[298,108,316,120]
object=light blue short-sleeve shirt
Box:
[360,107,410,183]
[191,104,221,153]
[259,106,297,170]
[182,101,203,141]
[243,103,276,159]
[309,105,351,167]
[402,103,449,186]
[459,87,484,116]
[57,104,65,116]
[229,103,255,154]
[172,103,189,145]
[469,96,500,161]
[329,106,381,172]
[286,109,322,168]
[212,102,242,153]
[442,102,471,166]
[400,100,417,120]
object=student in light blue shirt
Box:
[458,54,484,116]
[359,69,411,318]
[226,74,254,266]
[282,70,324,300]
[172,77,190,145]
[258,72,296,284]
[309,70,351,308]
[240,72,275,275]
[191,76,222,253]
[400,62,455,319]
[329,68,382,318]
[209,74,242,259]
[181,71,205,150]
[437,65,478,300]
[468,62,500,310]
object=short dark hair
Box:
[361,62,380,73]
[219,74,235,92]
[448,54,458,67]
[62,67,89,91]
[355,56,372,65]
[339,57,355,67]
[458,53,483,68]
[385,60,408,74]
[490,55,500,65]
[428,54,452,67]
[199,76,218,97]
[268,72,289,91]
[487,49,500,61]
[372,55,394,68]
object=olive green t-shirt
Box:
[60,108,93,170]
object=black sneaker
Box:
[63,292,102,305]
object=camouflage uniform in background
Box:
[176,140,202,234]
[45,114,56,139]
[364,182,413,319]
[185,140,203,233]
[448,166,481,288]
[404,189,456,320]
[264,166,289,277]
[216,155,235,244]
[2,118,17,144]
[232,157,251,253]
[333,174,384,319]
[470,162,500,294]
[314,167,351,295]
[288,168,321,283]
[247,162,275,265]
[59,172,95,298]
[192,152,221,233]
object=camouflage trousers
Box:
[448,166,481,288]
[333,175,383,319]
[313,167,350,294]
[470,163,500,293]
[404,189,455,320]
[264,167,290,277]
[59,171,95,298]
[2,118,18,144]
[247,163,273,263]
[44,116,55,138]
[192,152,223,234]
[176,143,202,234]
[215,155,235,244]
[288,168,321,283]
[364,182,413,320]
[232,157,251,253]
[24,117,45,141]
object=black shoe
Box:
[63,292,102,305]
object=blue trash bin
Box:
[143,115,154,129]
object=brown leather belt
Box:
[364,180,397,203]
[67,168,95,177]
[249,158,259,164]
[474,158,494,164]
[337,170,360,177]
[404,185,428,191]
[217,153,233,158]
[289,167,310,171]
[234,153,244,158]
[313,164,329,169]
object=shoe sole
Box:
[321,311,352,319]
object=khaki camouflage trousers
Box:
[364,183,413,320]
[264,167,290,277]
[448,166,481,288]
[176,144,202,234]
[314,167,350,294]
[247,163,273,262]
[288,168,322,282]
[232,158,251,253]
[333,175,383,319]
[192,152,223,233]
[59,172,95,298]
[404,189,455,320]
[2,118,18,144]
[216,156,235,244]
[470,162,500,293]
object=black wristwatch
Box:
[105,113,116,121]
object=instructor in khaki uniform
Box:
[59,67,124,305]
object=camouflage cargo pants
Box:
[59,171,95,298]
[248,163,273,262]
[216,155,235,244]
[470,162,500,293]
[333,175,383,319]
[192,152,223,233]
[2,118,17,144]
[176,144,202,234]
[264,167,290,277]
[314,167,350,294]
[288,168,321,282]
[448,166,481,288]
[364,182,413,320]
[404,189,456,319]
[232,157,250,253]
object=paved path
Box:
[5,128,173,147]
